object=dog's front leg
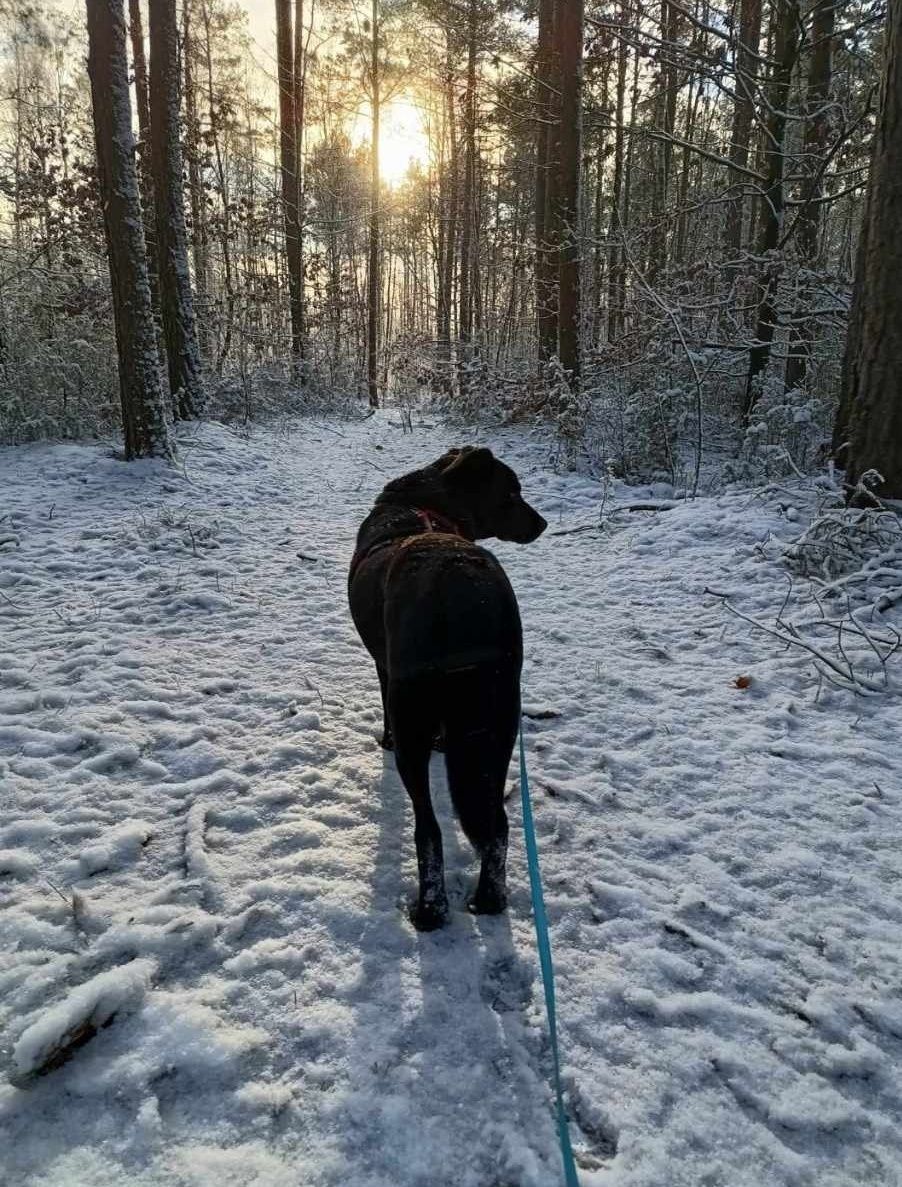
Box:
[377,666,393,750]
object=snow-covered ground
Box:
[2,413,901,1187]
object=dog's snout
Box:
[508,502,546,543]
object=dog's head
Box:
[416,446,548,543]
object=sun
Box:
[351,96,430,186]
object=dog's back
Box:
[382,535,522,680]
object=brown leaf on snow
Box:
[733,675,753,689]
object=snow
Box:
[12,958,156,1078]
[1,414,901,1186]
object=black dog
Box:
[348,446,547,930]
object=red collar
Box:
[413,507,462,536]
[349,506,464,584]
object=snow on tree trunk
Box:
[836,0,902,498]
[743,0,800,420]
[723,0,762,258]
[85,0,171,460]
[149,0,204,420]
[127,0,163,343]
[785,0,836,393]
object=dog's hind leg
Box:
[442,665,519,916]
[389,678,448,930]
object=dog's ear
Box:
[442,446,496,485]
[433,447,465,473]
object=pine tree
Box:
[85,0,171,459]
[834,0,902,497]
[149,0,204,418]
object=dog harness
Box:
[348,506,464,582]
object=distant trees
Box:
[0,0,893,484]
[834,0,902,498]
[85,0,170,458]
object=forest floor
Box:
[1,412,901,1187]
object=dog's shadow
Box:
[336,746,540,1181]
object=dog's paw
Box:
[468,887,508,916]
[409,897,449,931]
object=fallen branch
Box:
[719,596,889,695]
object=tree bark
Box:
[182,0,211,361]
[723,0,762,257]
[649,0,679,278]
[785,0,835,391]
[149,0,204,419]
[276,0,305,369]
[294,0,308,372]
[86,0,171,458]
[743,0,800,419]
[437,35,458,390]
[607,0,628,343]
[127,0,163,333]
[555,0,584,386]
[459,0,477,351]
[535,0,558,365]
[836,0,902,496]
[367,0,380,407]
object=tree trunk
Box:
[535,0,558,365]
[555,0,584,386]
[607,0,628,343]
[836,0,902,496]
[127,0,163,334]
[459,0,478,367]
[723,0,763,257]
[294,0,307,373]
[437,36,458,391]
[86,0,171,458]
[367,0,380,407]
[743,0,800,419]
[649,0,679,278]
[149,0,204,419]
[785,0,835,391]
[183,0,211,361]
[276,0,304,369]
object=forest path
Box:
[1,413,901,1187]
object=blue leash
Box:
[519,723,580,1187]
